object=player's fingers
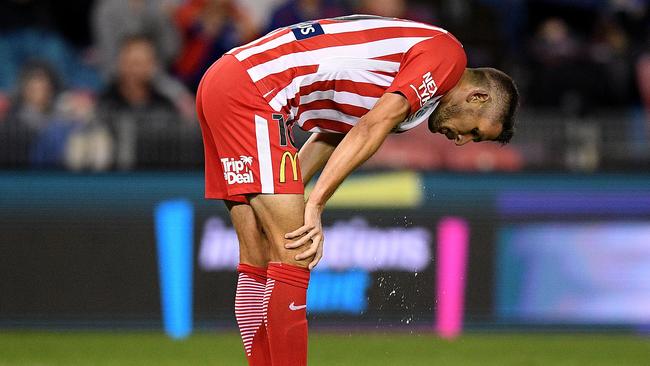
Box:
[284,235,311,249]
[295,239,319,261]
[285,225,314,239]
[284,228,320,249]
[308,243,324,270]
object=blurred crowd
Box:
[0,0,648,171]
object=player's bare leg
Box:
[248,193,313,366]
[226,201,272,366]
[227,201,270,267]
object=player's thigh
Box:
[225,200,270,267]
[247,193,311,268]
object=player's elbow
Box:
[359,93,410,133]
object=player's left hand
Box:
[284,203,324,270]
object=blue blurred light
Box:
[155,199,194,339]
[307,270,371,314]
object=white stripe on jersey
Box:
[297,109,359,126]
[247,36,431,82]
[234,17,445,62]
[228,27,286,56]
[269,70,394,111]
[300,90,379,109]
[254,115,274,194]
[316,58,399,74]
[234,32,295,62]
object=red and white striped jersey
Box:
[227,15,467,134]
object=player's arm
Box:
[307,93,410,206]
[285,92,410,269]
[287,34,466,269]
[298,132,345,186]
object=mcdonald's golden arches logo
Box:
[279,151,299,183]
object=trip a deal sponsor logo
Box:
[410,71,438,107]
[221,156,254,184]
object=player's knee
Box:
[290,256,312,269]
[276,247,312,269]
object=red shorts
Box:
[196,55,303,202]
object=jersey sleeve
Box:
[386,34,467,115]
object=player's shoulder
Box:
[409,30,465,59]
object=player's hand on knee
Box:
[293,231,323,270]
[284,225,317,249]
[285,203,324,270]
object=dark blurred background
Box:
[0,0,648,172]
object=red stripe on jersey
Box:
[242,27,440,66]
[257,65,320,98]
[301,119,353,133]
[299,100,369,118]
[371,70,398,78]
[372,53,405,63]
[300,80,385,98]
[230,28,291,56]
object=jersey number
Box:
[273,114,295,147]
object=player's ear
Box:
[466,89,490,104]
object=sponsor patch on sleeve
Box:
[291,22,325,40]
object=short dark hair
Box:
[474,68,519,144]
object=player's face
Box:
[429,102,503,146]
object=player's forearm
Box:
[299,133,345,186]
[307,93,410,208]
[307,125,385,207]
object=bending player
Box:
[196,15,518,366]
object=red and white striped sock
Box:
[263,262,310,366]
[235,264,271,366]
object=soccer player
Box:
[196,15,518,365]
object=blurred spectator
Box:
[236,0,286,33]
[266,0,349,31]
[6,62,61,134]
[637,54,650,112]
[0,0,101,92]
[0,63,56,168]
[526,17,590,110]
[355,0,434,23]
[606,0,649,46]
[0,92,10,124]
[97,35,186,170]
[92,0,181,76]
[0,61,80,168]
[61,91,113,171]
[173,0,258,90]
[588,16,634,105]
[530,17,581,69]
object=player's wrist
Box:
[305,200,325,212]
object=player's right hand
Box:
[284,203,324,270]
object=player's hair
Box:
[473,68,519,145]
